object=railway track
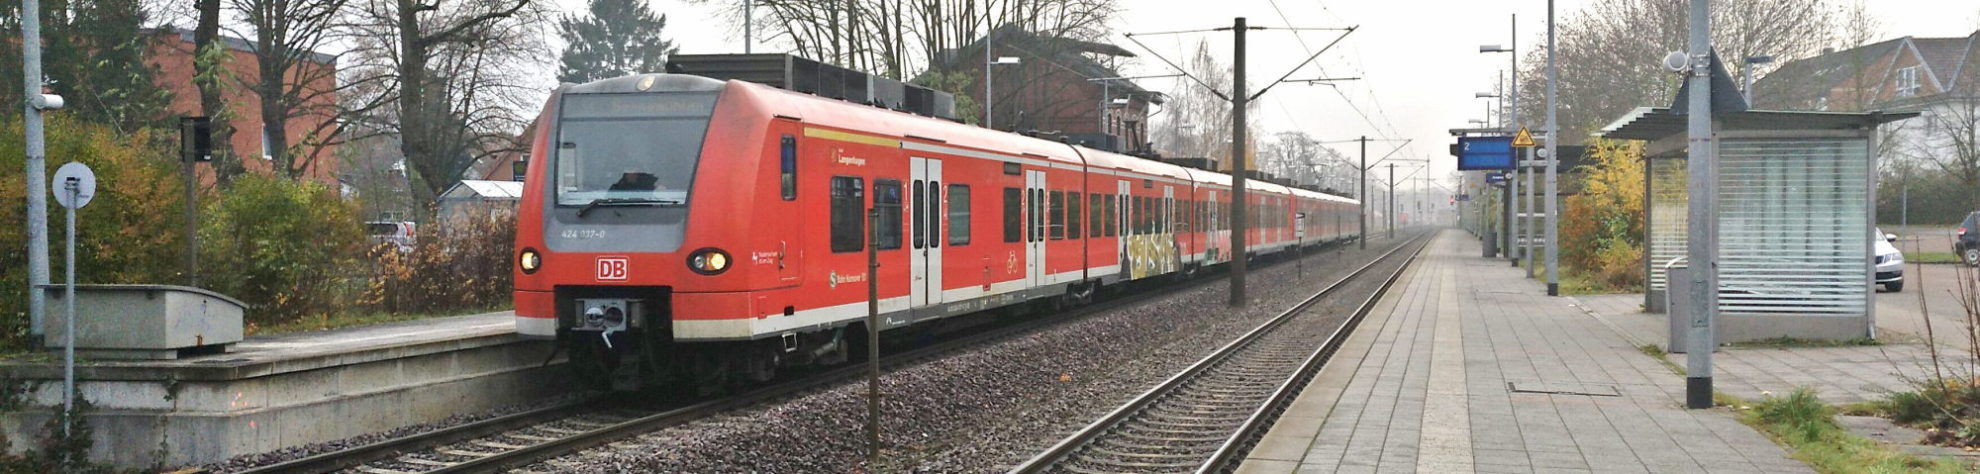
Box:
[234,236,1409,474]
[1009,233,1430,474]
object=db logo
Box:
[596,256,629,281]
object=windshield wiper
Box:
[575,197,681,217]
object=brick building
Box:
[931,25,1164,154]
[144,28,341,184]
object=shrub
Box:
[1755,388,1836,442]
[0,117,184,352]
[198,174,365,328]
[362,211,515,315]
[1560,139,1645,291]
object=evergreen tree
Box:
[556,0,677,84]
[0,0,173,133]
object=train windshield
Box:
[553,91,719,207]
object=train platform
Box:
[1573,294,1939,405]
[1237,230,1811,474]
[0,311,572,468]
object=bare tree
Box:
[345,0,547,200]
[690,0,1117,78]
[1516,0,1834,138]
[1907,40,1980,207]
[227,0,361,179]
[1151,40,1230,159]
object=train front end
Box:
[513,74,811,391]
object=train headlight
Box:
[687,248,731,275]
[519,248,541,274]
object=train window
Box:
[1029,189,1042,242]
[829,176,865,253]
[1163,197,1173,233]
[912,180,925,249]
[1143,197,1155,234]
[780,135,797,201]
[875,180,902,250]
[948,185,971,246]
[929,181,941,249]
[1068,192,1082,239]
[1003,187,1021,243]
[1104,197,1117,237]
[1088,193,1102,238]
[1132,195,1148,236]
[1048,191,1064,240]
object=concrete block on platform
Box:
[0,311,574,468]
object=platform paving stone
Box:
[1235,230,1812,474]
[1572,293,1941,404]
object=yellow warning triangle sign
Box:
[1511,127,1537,148]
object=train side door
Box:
[772,132,803,285]
[1026,169,1046,288]
[909,157,944,309]
[1205,190,1220,263]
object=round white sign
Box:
[52,162,96,209]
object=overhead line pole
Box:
[1228,16,1249,307]
[1683,0,1719,410]
[1545,0,1561,295]
[1121,19,1354,307]
[22,0,51,345]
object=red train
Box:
[512,72,1359,389]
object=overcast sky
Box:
[560,0,1980,192]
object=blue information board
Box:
[1458,136,1515,170]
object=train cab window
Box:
[948,185,971,246]
[780,135,797,200]
[1068,192,1082,239]
[829,176,865,252]
[912,180,925,249]
[875,180,902,250]
[1048,191,1065,240]
[1003,187,1021,243]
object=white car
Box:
[1874,227,1903,292]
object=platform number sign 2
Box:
[596,256,629,281]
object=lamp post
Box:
[1474,92,1501,129]
[1481,16,1520,266]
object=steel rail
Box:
[1008,232,1430,474]
[235,237,1388,474]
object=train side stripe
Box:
[803,127,902,148]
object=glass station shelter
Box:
[1598,106,1914,345]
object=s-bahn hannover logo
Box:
[596,256,629,281]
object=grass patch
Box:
[1907,251,1964,264]
[1728,336,1881,349]
[1636,344,1688,375]
[247,307,504,336]
[1736,389,1966,473]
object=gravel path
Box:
[524,233,1427,473]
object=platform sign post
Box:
[52,162,94,439]
[1295,212,1306,279]
[865,207,882,462]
